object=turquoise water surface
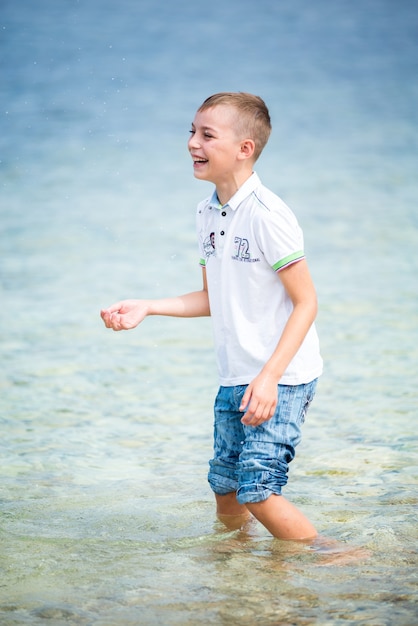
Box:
[1,0,417,624]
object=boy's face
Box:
[188,105,246,186]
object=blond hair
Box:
[198,92,271,161]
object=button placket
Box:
[219,208,228,247]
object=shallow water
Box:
[1,0,418,624]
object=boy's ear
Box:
[238,139,256,160]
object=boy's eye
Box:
[188,129,214,139]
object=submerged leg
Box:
[215,492,251,530]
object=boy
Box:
[101,92,323,541]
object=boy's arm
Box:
[240,259,318,426]
[101,268,210,331]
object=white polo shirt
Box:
[196,172,323,386]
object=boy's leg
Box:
[215,492,251,530]
[215,492,247,516]
[237,381,318,541]
[246,494,317,541]
[214,492,316,539]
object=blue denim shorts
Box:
[208,379,317,505]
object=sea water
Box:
[1,0,417,624]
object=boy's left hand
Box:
[239,372,279,426]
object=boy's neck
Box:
[216,170,254,206]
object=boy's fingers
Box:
[241,397,276,425]
[101,309,122,330]
[241,400,258,424]
[100,310,111,326]
[239,388,252,412]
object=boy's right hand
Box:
[100,299,149,331]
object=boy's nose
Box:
[188,134,199,150]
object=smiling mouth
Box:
[193,157,208,165]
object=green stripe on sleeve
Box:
[199,258,206,267]
[272,250,304,271]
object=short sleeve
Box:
[254,198,305,271]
